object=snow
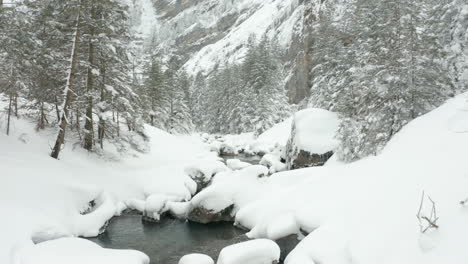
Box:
[0,104,219,263]
[16,237,149,264]
[249,117,292,154]
[226,159,251,170]
[3,91,468,264]
[259,154,287,174]
[185,160,228,183]
[290,108,340,154]
[217,239,280,264]
[226,93,468,264]
[191,165,269,212]
[183,0,301,76]
[145,194,169,220]
[178,253,214,264]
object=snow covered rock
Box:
[285,109,340,169]
[185,161,229,193]
[259,154,287,175]
[187,203,235,224]
[217,239,281,264]
[220,143,238,156]
[226,159,251,170]
[143,194,169,222]
[18,237,149,264]
[179,253,214,264]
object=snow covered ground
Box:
[0,113,218,263]
[2,93,468,264]
[189,93,468,264]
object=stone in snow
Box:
[284,108,339,169]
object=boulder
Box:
[285,109,340,170]
[187,204,235,224]
[184,161,228,194]
[220,143,238,156]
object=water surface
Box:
[88,215,245,264]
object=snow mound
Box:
[290,108,340,154]
[249,118,292,154]
[185,160,228,182]
[226,159,251,170]
[179,253,214,264]
[217,239,280,264]
[18,237,149,264]
[259,154,287,174]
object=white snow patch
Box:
[217,239,280,264]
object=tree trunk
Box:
[6,94,12,135]
[83,3,96,152]
[51,6,81,159]
[37,101,46,130]
[98,64,106,149]
[13,93,18,117]
[54,96,60,123]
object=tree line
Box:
[306,0,467,161]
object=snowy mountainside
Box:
[142,0,321,103]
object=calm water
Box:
[87,155,270,264]
[88,215,246,264]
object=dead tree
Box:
[50,4,81,159]
[416,191,439,233]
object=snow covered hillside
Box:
[145,0,317,102]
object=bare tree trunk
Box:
[13,92,18,117]
[83,2,96,152]
[54,96,60,123]
[116,111,120,137]
[51,7,81,159]
[37,101,46,130]
[6,94,12,135]
[98,65,106,149]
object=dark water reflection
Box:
[88,215,245,264]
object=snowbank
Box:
[0,112,218,263]
[179,253,214,264]
[230,94,468,264]
[249,118,292,155]
[226,159,251,170]
[217,239,280,264]
[16,237,149,264]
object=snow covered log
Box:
[217,239,281,264]
[284,109,340,169]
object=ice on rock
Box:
[18,237,149,264]
[179,253,214,264]
[226,159,251,170]
[217,239,280,264]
